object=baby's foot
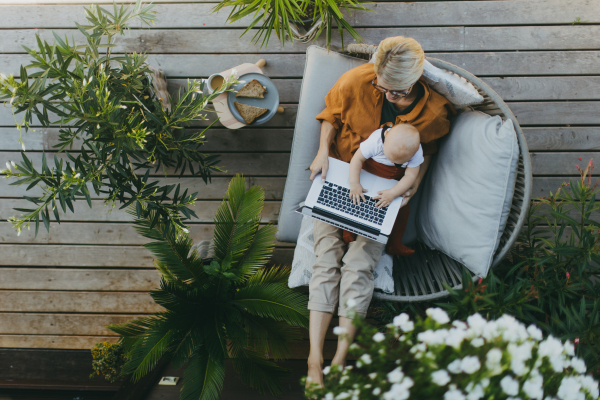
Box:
[388,243,415,256]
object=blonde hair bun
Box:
[373,36,425,89]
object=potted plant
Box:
[213,0,371,49]
[110,175,309,398]
[0,0,236,237]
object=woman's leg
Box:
[307,220,346,386]
[332,235,385,366]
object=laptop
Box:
[296,157,403,243]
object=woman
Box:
[306,36,456,386]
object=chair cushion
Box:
[416,110,519,278]
[422,60,484,107]
[276,46,366,242]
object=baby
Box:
[347,123,424,256]
[349,124,423,208]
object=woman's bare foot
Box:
[306,357,324,388]
[330,355,346,369]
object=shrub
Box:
[305,308,600,400]
[90,341,129,383]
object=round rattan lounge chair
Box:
[344,44,532,302]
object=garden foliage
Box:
[108,175,309,400]
[376,159,600,379]
[305,308,599,400]
[90,341,129,383]
[0,0,233,237]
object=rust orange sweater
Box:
[315,63,456,159]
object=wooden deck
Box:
[0,0,599,395]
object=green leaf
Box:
[181,349,225,400]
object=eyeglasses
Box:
[371,78,413,98]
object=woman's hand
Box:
[373,189,399,208]
[309,151,329,182]
[349,183,367,205]
[400,178,421,207]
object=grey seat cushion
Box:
[416,110,519,278]
[277,46,366,242]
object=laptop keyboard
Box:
[316,181,388,226]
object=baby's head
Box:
[383,124,420,164]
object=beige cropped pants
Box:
[308,220,386,318]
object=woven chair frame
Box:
[340,54,534,302]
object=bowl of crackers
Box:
[227,72,279,126]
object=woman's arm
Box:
[374,166,420,208]
[349,149,368,205]
[309,120,337,182]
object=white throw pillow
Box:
[416,110,519,278]
[369,56,483,107]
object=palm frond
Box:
[213,175,266,268]
[229,344,288,395]
[170,324,204,370]
[150,278,202,313]
[245,265,291,286]
[181,349,226,400]
[236,224,277,279]
[238,314,303,360]
[233,283,309,327]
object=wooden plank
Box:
[0,127,295,152]
[530,152,599,176]
[0,291,162,313]
[465,26,600,51]
[0,151,291,177]
[0,222,294,246]
[0,348,122,390]
[0,268,160,290]
[483,77,600,101]
[0,313,140,335]
[0,176,288,199]
[0,244,294,267]
[3,51,600,78]
[533,177,591,198]
[0,28,465,54]
[0,198,282,223]
[428,51,600,76]
[3,1,598,29]
[524,128,600,151]
[510,102,600,126]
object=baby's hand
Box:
[349,183,367,205]
[373,189,398,208]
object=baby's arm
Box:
[349,149,368,205]
[373,166,420,208]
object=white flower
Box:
[325,393,334,400]
[500,376,520,396]
[10,161,16,168]
[527,324,543,341]
[466,313,487,336]
[393,313,414,332]
[471,338,484,347]
[73,173,80,179]
[445,328,467,349]
[523,372,544,400]
[230,68,238,77]
[181,227,190,234]
[372,388,381,395]
[511,359,529,376]
[323,366,331,375]
[452,320,468,330]
[460,356,481,374]
[426,307,450,324]
[120,105,127,109]
[570,357,586,374]
[373,332,386,342]
[486,348,503,375]
[21,142,26,151]
[466,384,484,400]
[368,372,377,380]
[447,359,462,374]
[550,355,566,373]
[480,378,490,389]
[579,375,599,398]
[387,367,404,383]
[383,383,410,400]
[335,392,351,400]
[563,341,575,356]
[360,354,372,365]
[557,376,582,400]
[539,336,564,359]
[431,370,451,386]
[346,298,357,308]
[418,329,448,346]
[333,326,347,335]
[5,162,10,170]
[444,389,465,400]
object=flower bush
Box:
[305,308,600,400]
[374,158,600,379]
